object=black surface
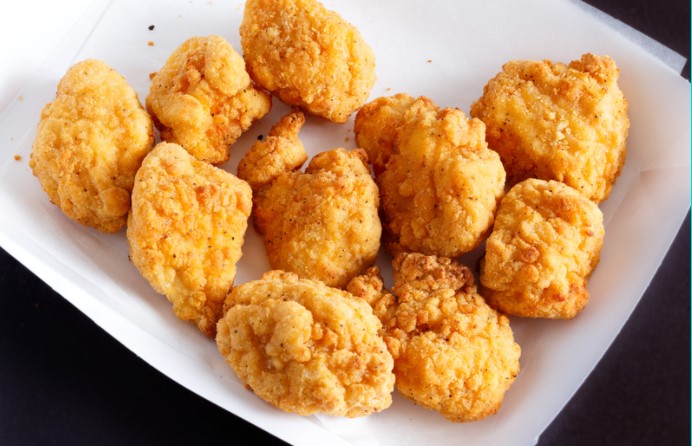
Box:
[1,1,689,445]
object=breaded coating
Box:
[470,53,629,202]
[236,110,308,190]
[240,0,376,123]
[354,94,505,257]
[353,93,416,175]
[347,254,521,422]
[127,142,252,338]
[479,178,605,319]
[238,112,381,288]
[30,59,154,233]
[216,270,395,417]
[146,35,271,165]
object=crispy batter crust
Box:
[236,111,308,190]
[354,93,416,175]
[30,59,154,232]
[146,35,271,165]
[127,142,252,338]
[348,254,521,422]
[240,0,376,123]
[355,94,506,257]
[470,53,629,202]
[480,178,605,318]
[216,270,395,417]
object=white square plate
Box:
[0,1,689,445]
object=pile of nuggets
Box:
[29,0,629,424]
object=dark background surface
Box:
[0,1,689,445]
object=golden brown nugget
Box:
[146,35,271,165]
[127,142,252,338]
[479,178,605,319]
[30,59,154,233]
[354,94,505,257]
[236,110,308,190]
[216,270,395,417]
[347,254,521,422]
[238,112,381,288]
[240,0,376,123]
[470,53,629,202]
[353,93,416,175]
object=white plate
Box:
[0,1,689,445]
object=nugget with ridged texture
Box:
[127,142,252,338]
[216,270,395,417]
[240,0,376,123]
[30,59,154,233]
[146,35,271,165]
[470,53,629,202]
[238,111,381,288]
[354,94,505,257]
[479,178,605,319]
[346,254,521,422]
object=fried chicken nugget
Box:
[238,111,381,288]
[216,270,395,417]
[30,59,154,233]
[479,178,605,319]
[354,94,505,257]
[347,254,521,422]
[146,35,271,165]
[470,53,629,202]
[240,0,376,123]
[127,142,252,338]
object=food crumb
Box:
[148,24,155,30]
[148,40,155,47]
[385,87,392,92]
[427,59,432,63]
[257,134,264,140]
[17,95,24,102]
[344,137,350,142]
[149,71,157,80]
[14,154,21,161]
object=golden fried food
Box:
[30,59,154,233]
[347,254,521,422]
[240,0,376,123]
[146,35,271,165]
[353,93,416,175]
[216,270,395,417]
[238,111,381,288]
[470,53,629,202]
[127,142,252,338]
[236,110,307,190]
[354,94,505,257]
[479,178,605,319]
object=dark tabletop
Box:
[1,1,689,445]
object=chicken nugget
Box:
[30,59,154,233]
[216,270,395,417]
[470,53,629,202]
[353,93,416,175]
[354,94,505,257]
[146,35,271,165]
[236,110,308,190]
[347,254,521,422]
[127,142,252,338]
[238,111,381,288]
[240,0,376,123]
[479,178,605,319]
